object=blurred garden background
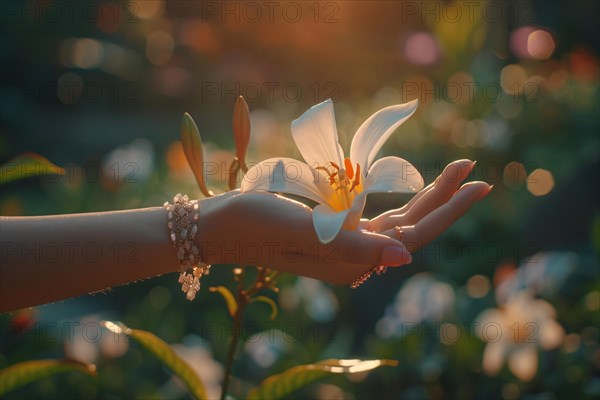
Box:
[1,0,599,398]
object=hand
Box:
[196,159,491,285]
[365,159,492,252]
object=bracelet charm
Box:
[163,193,211,301]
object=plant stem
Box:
[220,289,246,400]
[220,268,279,399]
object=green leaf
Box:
[0,152,65,185]
[102,321,208,400]
[181,113,212,197]
[209,286,238,318]
[247,359,398,400]
[249,295,278,320]
[0,359,96,396]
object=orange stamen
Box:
[328,173,337,185]
[350,164,361,192]
[344,157,354,180]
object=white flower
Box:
[241,99,424,243]
[64,315,129,364]
[475,291,565,382]
[244,330,290,368]
[375,272,455,338]
[496,251,577,303]
[172,341,224,400]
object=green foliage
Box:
[247,359,398,400]
[0,359,96,396]
[249,296,279,320]
[0,153,65,185]
[209,286,238,318]
[102,321,208,400]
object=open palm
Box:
[197,159,491,285]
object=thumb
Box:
[332,229,412,267]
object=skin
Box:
[0,159,491,313]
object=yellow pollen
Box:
[319,159,362,211]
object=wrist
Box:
[192,191,241,266]
[193,197,221,265]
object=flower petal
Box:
[482,341,506,376]
[508,345,538,381]
[241,158,332,204]
[291,99,344,169]
[539,319,565,350]
[363,156,424,194]
[475,309,503,338]
[344,192,368,231]
[311,156,423,244]
[350,99,418,172]
[312,205,351,244]
[312,192,368,244]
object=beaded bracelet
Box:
[350,265,387,289]
[163,193,211,300]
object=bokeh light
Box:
[526,168,555,196]
[466,275,491,298]
[528,29,556,60]
[503,161,527,189]
[128,0,164,20]
[404,32,440,66]
[500,64,528,95]
[510,26,536,58]
[60,38,104,69]
[146,31,175,66]
[585,291,600,311]
[563,333,582,353]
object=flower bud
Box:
[180,113,212,197]
[232,95,251,171]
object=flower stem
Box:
[220,290,246,400]
[220,268,279,399]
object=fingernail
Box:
[381,245,412,266]
[477,184,493,200]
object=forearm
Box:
[0,207,177,312]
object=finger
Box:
[371,159,473,230]
[211,224,412,285]
[282,229,412,285]
[401,159,476,225]
[321,227,426,285]
[369,184,435,231]
[376,159,476,231]
[380,182,492,252]
[290,229,413,285]
[334,229,412,266]
[209,191,413,285]
[401,182,434,212]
